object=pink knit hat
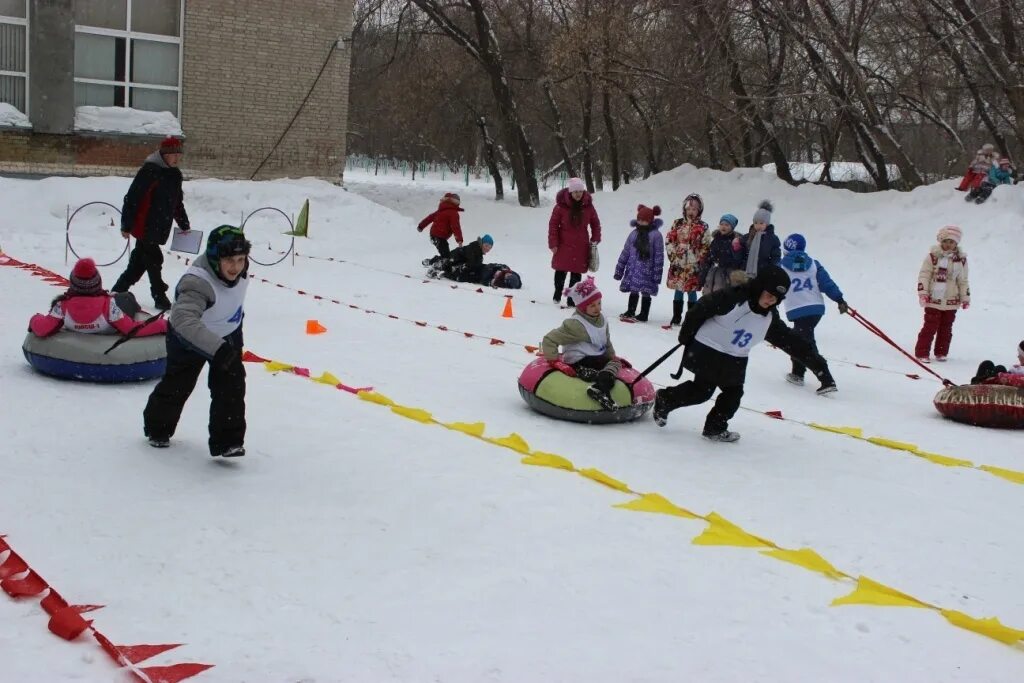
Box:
[567,177,586,193]
[937,225,962,244]
[566,277,602,309]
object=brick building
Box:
[0,0,353,179]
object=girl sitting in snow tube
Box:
[519,278,655,424]
[24,258,168,382]
[932,341,1024,429]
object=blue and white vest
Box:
[695,302,771,358]
[782,260,824,320]
[185,265,248,338]
[562,312,609,364]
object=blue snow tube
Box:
[23,330,166,383]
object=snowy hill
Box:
[1,165,1022,682]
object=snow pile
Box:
[763,161,902,183]
[74,105,182,136]
[0,102,30,128]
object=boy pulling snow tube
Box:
[933,382,1024,429]
[518,357,656,424]
[23,330,166,383]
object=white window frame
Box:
[0,0,29,116]
[73,0,184,117]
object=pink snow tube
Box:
[518,357,656,424]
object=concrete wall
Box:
[181,0,353,180]
[28,0,74,134]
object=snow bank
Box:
[763,161,902,183]
[0,102,30,128]
[74,105,182,136]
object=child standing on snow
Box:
[699,214,747,294]
[417,192,464,260]
[741,200,781,278]
[541,278,622,410]
[29,258,167,338]
[665,194,711,326]
[143,226,252,458]
[915,226,970,363]
[614,204,665,322]
[779,234,850,386]
[652,265,837,442]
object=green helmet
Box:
[206,225,251,271]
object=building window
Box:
[74,0,183,117]
[0,0,28,114]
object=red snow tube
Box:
[933,382,1024,429]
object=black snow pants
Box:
[112,241,168,299]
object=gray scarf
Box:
[745,230,763,277]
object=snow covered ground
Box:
[1,163,1023,682]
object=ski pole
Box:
[847,309,954,386]
[636,343,682,379]
[104,311,165,355]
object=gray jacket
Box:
[168,254,245,357]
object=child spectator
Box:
[614,204,665,322]
[915,226,970,362]
[699,214,747,294]
[665,194,711,326]
[742,200,781,278]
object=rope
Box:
[848,309,954,386]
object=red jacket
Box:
[548,188,601,273]
[417,201,464,243]
[29,294,168,338]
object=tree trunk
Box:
[541,79,577,179]
[627,92,659,176]
[476,116,504,201]
[581,60,596,192]
[602,89,620,190]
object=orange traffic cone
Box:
[501,296,514,318]
[306,319,327,334]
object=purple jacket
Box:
[614,220,664,296]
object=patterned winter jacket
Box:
[917,245,969,311]
[614,220,665,296]
[665,218,711,291]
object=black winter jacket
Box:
[122,151,190,244]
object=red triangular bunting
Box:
[47,606,91,640]
[72,604,105,613]
[765,410,784,420]
[490,338,505,346]
[2,569,49,597]
[0,537,9,552]
[292,367,310,377]
[0,551,28,579]
[116,643,183,665]
[524,345,539,353]
[241,351,269,363]
[40,590,69,615]
[92,631,123,662]
[139,663,214,683]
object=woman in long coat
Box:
[548,177,602,304]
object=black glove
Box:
[837,300,850,315]
[212,344,240,373]
[678,326,695,345]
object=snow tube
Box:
[23,330,166,383]
[517,358,656,424]
[933,382,1024,429]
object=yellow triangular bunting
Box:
[486,433,531,454]
[979,465,1024,485]
[692,512,775,548]
[521,452,575,471]
[577,468,630,492]
[809,423,864,438]
[831,576,931,608]
[866,437,918,452]
[761,547,846,579]
[390,405,433,423]
[357,391,395,406]
[263,361,294,373]
[614,493,699,519]
[313,371,341,386]
[914,451,974,468]
[443,422,486,437]
[940,610,1024,645]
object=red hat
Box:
[636,204,661,224]
[160,136,183,155]
[69,258,103,295]
[443,192,461,203]
[565,276,602,309]
[999,157,1011,166]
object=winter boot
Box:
[652,389,670,427]
[214,445,246,458]
[147,436,170,448]
[816,382,838,396]
[669,299,683,326]
[785,373,805,386]
[153,292,172,311]
[620,293,639,321]
[703,429,740,443]
[586,384,616,410]
[635,296,652,322]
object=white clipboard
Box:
[170,228,203,254]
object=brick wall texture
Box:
[0,0,353,180]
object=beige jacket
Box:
[917,245,969,310]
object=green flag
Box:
[286,199,309,237]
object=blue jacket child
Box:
[778,233,849,385]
